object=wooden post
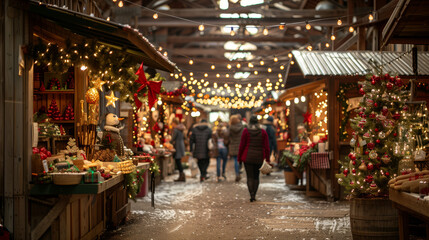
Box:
[327,79,340,199]
[358,26,366,50]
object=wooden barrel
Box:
[350,198,398,240]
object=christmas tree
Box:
[336,74,410,198]
[65,138,79,155]
[63,103,74,120]
[48,77,61,90]
[47,99,61,121]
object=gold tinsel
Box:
[85,87,99,104]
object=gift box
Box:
[84,171,101,183]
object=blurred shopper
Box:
[211,124,228,182]
[190,119,212,182]
[238,116,270,202]
[171,118,186,182]
[262,116,278,167]
[226,114,244,182]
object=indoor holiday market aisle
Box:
[102,162,351,240]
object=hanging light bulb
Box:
[226,74,230,78]
[291,60,295,65]
[204,73,208,77]
[280,65,285,70]
[305,21,311,30]
[288,53,293,58]
[325,42,330,48]
[274,56,278,62]
[211,65,215,70]
[294,97,299,104]
[368,13,374,21]
[198,24,205,31]
[254,71,258,75]
[331,34,336,41]
[248,63,253,68]
[216,73,220,78]
[301,96,306,102]
[263,28,268,36]
[189,59,194,65]
[118,1,123,7]
[107,17,110,21]
[268,68,272,73]
[307,45,313,51]
[230,27,235,36]
[163,51,168,56]
[279,24,285,30]
[113,0,117,2]
[286,100,291,106]
[260,60,264,65]
[236,63,241,68]
[190,72,194,76]
[153,13,159,19]
[337,19,342,26]
[349,26,355,32]
[227,64,232,69]
[158,46,163,51]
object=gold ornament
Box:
[85,87,99,104]
[92,78,106,92]
[105,91,119,108]
[358,162,367,171]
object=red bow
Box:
[134,62,162,109]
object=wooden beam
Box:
[170,48,291,56]
[168,35,308,43]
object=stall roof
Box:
[382,0,429,47]
[291,50,429,77]
[28,1,177,72]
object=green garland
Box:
[30,38,166,105]
[124,169,146,201]
[336,83,358,141]
[280,145,318,172]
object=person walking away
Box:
[171,118,186,182]
[263,116,278,169]
[226,114,244,182]
[190,119,212,182]
[238,116,270,202]
[211,124,228,182]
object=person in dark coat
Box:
[171,118,186,182]
[238,115,270,202]
[190,119,212,182]
[225,114,244,182]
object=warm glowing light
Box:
[305,22,311,30]
[216,73,220,78]
[163,51,168,56]
[307,45,312,51]
[236,63,241,68]
[274,56,278,62]
[254,71,258,75]
[230,27,235,36]
[263,28,268,35]
[337,19,342,25]
[248,63,253,68]
[325,43,330,48]
[331,34,336,41]
[268,68,272,73]
[280,65,285,70]
[198,24,205,31]
[368,14,374,21]
[279,24,285,30]
[286,100,291,106]
[349,26,354,32]
[227,64,232,69]
[294,97,299,104]
[153,13,159,19]
[288,53,293,58]
[211,65,215,70]
[118,1,123,7]
[189,59,194,65]
[260,60,264,65]
[190,72,194,76]
[291,60,295,65]
[204,73,208,77]
[80,65,87,71]
[226,74,230,78]
[301,96,306,102]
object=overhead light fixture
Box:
[226,74,230,78]
[230,27,235,36]
[254,70,258,75]
[198,24,205,31]
[236,63,241,68]
[337,19,342,26]
[331,34,336,41]
[349,26,354,32]
[286,100,291,106]
[301,95,306,102]
[118,1,123,7]
[227,64,232,69]
[153,13,159,19]
[305,21,311,30]
[274,56,278,62]
[267,68,272,73]
[260,60,264,65]
[294,97,299,104]
[279,23,285,30]
[288,53,293,58]
[211,65,215,70]
[368,13,374,21]
[216,73,220,78]
[204,73,208,77]
[280,65,285,70]
[189,59,194,65]
[291,60,295,65]
[190,72,193,76]
[325,43,330,48]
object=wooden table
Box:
[389,188,429,240]
[30,163,149,240]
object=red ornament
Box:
[374,103,378,108]
[365,151,369,155]
[352,169,356,173]
[403,105,409,112]
[385,172,390,176]
[382,107,389,116]
[32,147,40,154]
[359,88,365,95]
[367,142,375,150]
[367,163,374,170]
[396,79,403,87]
[374,128,379,132]
[393,113,401,120]
[371,80,376,85]
[386,82,393,90]
[376,139,381,144]
[393,132,397,137]
[384,73,390,80]
[365,175,374,183]
[352,161,356,165]
[343,169,349,176]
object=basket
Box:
[50,172,85,185]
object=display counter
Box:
[30,163,149,240]
[389,188,429,240]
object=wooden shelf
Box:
[34,90,75,94]
[52,120,75,124]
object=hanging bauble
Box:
[376,139,381,144]
[363,132,372,139]
[384,73,390,80]
[366,99,374,107]
[374,102,378,108]
[359,88,365,95]
[367,163,374,170]
[393,132,397,137]
[382,106,389,116]
[359,119,367,128]
[396,79,403,87]
[381,153,391,164]
[403,105,409,112]
[85,87,99,104]
[378,131,386,139]
[352,169,356,173]
[348,152,356,160]
[371,80,376,85]
[370,182,378,191]
[386,82,393,90]
[367,142,375,150]
[369,112,376,119]
[343,169,349,176]
[393,112,401,120]
[359,162,367,171]
[350,138,356,147]
[369,150,378,159]
[365,175,374,183]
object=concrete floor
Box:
[102,160,351,240]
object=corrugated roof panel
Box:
[290,50,429,76]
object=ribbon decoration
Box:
[134,62,163,109]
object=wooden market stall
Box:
[0,0,176,238]
[280,50,429,200]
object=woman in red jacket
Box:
[238,115,270,202]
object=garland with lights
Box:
[161,86,189,97]
[124,169,146,201]
[30,38,166,106]
[337,82,358,142]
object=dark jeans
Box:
[197,158,210,178]
[216,148,228,177]
[244,162,263,199]
[175,158,183,173]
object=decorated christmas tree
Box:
[65,138,79,155]
[336,73,410,198]
[47,99,61,121]
[63,103,74,120]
